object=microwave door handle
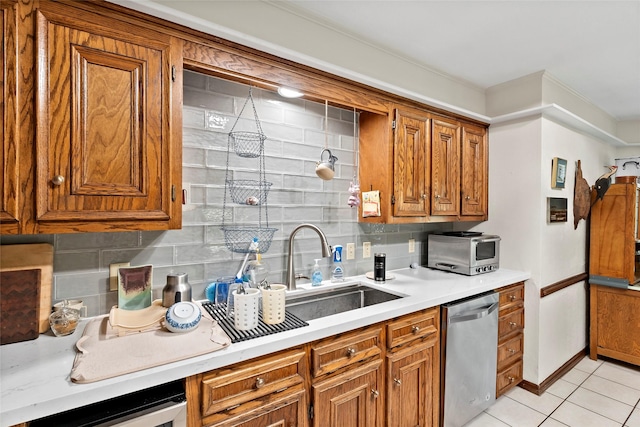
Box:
[448,302,499,324]
[435,263,458,270]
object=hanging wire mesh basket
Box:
[228,89,267,158]
[227,179,272,205]
[221,226,277,254]
[229,131,267,158]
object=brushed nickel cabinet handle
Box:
[465,195,471,200]
[509,321,517,327]
[509,294,516,301]
[255,377,265,389]
[508,348,517,354]
[421,194,427,199]
[508,376,515,383]
[371,389,379,398]
[346,347,356,357]
[52,175,65,186]
[411,325,421,334]
[435,194,441,199]
[394,378,402,386]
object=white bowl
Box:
[164,301,201,333]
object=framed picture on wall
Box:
[551,157,567,189]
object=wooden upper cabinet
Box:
[431,116,460,216]
[590,180,639,285]
[1,0,20,234]
[461,123,487,217]
[393,108,429,217]
[33,2,182,233]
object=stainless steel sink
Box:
[285,284,404,321]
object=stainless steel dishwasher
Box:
[441,291,499,427]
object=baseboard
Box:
[519,347,587,395]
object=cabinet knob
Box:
[508,348,517,354]
[465,195,471,200]
[421,194,427,199]
[411,325,421,334]
[394,378,402,386]
[346,347,356,357]
[509,321,517,327]
[435,194,441,200]
[255,377,265,389]
[508,376,515,383]
[371,389,379,398]
[51,175,65,186]
[509,294,516,301]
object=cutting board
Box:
[0,243,54,333]
[0,269,41,344]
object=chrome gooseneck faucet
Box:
[286,223,331,290]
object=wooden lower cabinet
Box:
[495,282,525,397]
[590,284,640,365]
[187,309,442,427]
[312,359,383,427]
[186,348,307,427]
[386,308,439,427]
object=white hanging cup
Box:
[315,149,338,180]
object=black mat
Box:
[202,302,308,343]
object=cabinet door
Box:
[431,116,460,216]
[460,123,487,217]
[312,359,382,427]
[387,342,438,427]
[208,389,307,427]
[393,109,429,217]
[1,0,19,233]
[590,183,636,284]
[34,4,181,232]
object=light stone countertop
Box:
[0,266,530,426]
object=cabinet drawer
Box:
[497,282,524,313]
[498,307,524,338]
[310,326,383,378]
[497,359,523,397]
[200,349,306,417]
[386,307,439,349]
[497,333,523,371]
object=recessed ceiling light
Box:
[277,87,304,98]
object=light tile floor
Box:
[465,356,640,427]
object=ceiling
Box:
[273,1,640,121]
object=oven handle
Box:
[476,236,501,243]
[449,302,499,324]
[107,400,187,427]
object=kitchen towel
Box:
[71,307,231,383]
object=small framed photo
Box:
[547,197,568,223]
[551,157,567,189]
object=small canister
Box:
[162,273,192,308]
[374,253,386,282]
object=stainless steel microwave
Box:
[427,232,500,275]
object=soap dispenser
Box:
[331,245,344,282]
[312,259,323,286]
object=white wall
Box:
[480,116,617,384]
[479,117,543,382]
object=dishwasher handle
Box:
[449,301,499,324]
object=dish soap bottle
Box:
[312,259,323,286]
[331,245,344,282]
